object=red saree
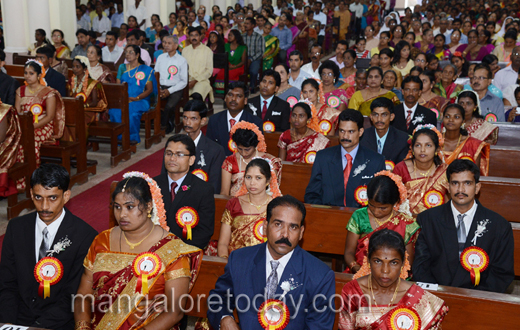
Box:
[339,280,448,329]
[443,137,490,175]
[0,105,24,196]
[277,130,330,163]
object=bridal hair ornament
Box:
[25,59,47,86]
[375,170,411,216]
[298,98,321,132]
[229,121,267,152]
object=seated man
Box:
[206,81,263,156]
[208,195,335,329]
[156,35,188,133]
[101,31,123,63]
[361,97,410,167]
[288,50,312,90]
[0,164,97,329]
[183,94,226,194]
[305,109,386,207]
[71,29,93,58]
[248,69,291,132]
[0,49,20,105]
[413,160,514,293]
[35,46,67,97]
[182,26,214,104]
[471,64,505,122]
[154,134,215,250]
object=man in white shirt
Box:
[114,30,151,66]
[102,31,123,63]
[288,50,312,89]
[156,36,188,133]
[127,0,147,29]
[188,11,200,27]
[312,1,327,45]
[92,5,112,41]
[195,7,211,26]
[349,0,364,36]
[301,45,323,79]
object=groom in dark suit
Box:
[361,97,410,166]
[248,69,291,132]
[305,109,386,207]
[154,134,215,250]
[208,195,335,330]
[0,164,97,330]
[413,160,514,293]
[392,76,437,135]
[206,81,263,156]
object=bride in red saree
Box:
[74,173,202,330]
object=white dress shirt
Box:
[167,173,187,194]
[288,69,312,90]
[403,102,419,120]
[313,12,327,36]
[35,209,66,261]
[155,52,188,94]
[102,45,123,63]
[92,15,112,35]
[227,110,244,131]
[127,3,148,28]
[450,200,478,238]
[265,245,294,284]
[193,131,202,147]
[300,62,321,79]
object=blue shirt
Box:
[375,129,389,154]
[479,90,506,122]
[111,12,124,28]
[341,144,359,170]
[270,26,292,51]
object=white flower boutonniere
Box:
[471,219,490,245]
[249,104,258,116]
[46,236,72,256]
[279,278,301,299]
[352,160,370,177]
[412,114,425,125]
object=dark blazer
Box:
[392,103,437,135]
[0,208,97,329]
[191,134,226,194]
[360,126,410,165]
[208,243,335,330]
[248,95,291,132]
[0,72,20,105]
[304,145,386,207]
[45,67,67,97]
[413,201,514,293]
[154,172,215,249]
[206,109,264,156]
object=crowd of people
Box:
[0,0,519,329]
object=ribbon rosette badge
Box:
[135,71,146,86]
[228,139,237,153]
[354,185,368,206]
[286,96,298,108]
[318,119,332,135]
[34,257,64,299]
[485,113,497,122]
[326,95,341,109]
[430,108,441,121]
[76,92,88,103]
[460,246,489,286]
[30,104,43,124]
[192,169,208,181]
[253,218,267,242]
[423,190,444,209]
[387,307,421,330]
[385,160,395,171]
[176,206,199,240]
[132,252,162,295]
[168,65,178,79]
[263,121,275,133]
[258,299,290,330]
[304,151,316,164]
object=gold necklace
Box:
[373,211,394,228]
[413,161,433,178]
[27,85,42,95]
[248,193,270,211]
[127,64,140,78]
[368,274,400,315]
[122,225,155,250]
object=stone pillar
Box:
[160,0,176,24]
[1,0,30,57]
[48,0,78,49]
[215,0,227,13]
[145,0,160,28]
[26,0,52,44]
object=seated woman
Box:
[339,50,358,87]
[378,48,403,88]
[370,31,393,57]
[458,90,499,145]
[408,66,423,77]
[117,24,128,48]
[87,45,116,83]
[69,56,108,126]
[262,21,279,71]
[320,60,348,111]
[109,45,156,143]
[221,122,282,196]
[215,30,247,94]
[343,173,420,274]
[448,29,463,54]
[52,29,71,59]
[492,29,517,62]
[442,103,489,175]
[393,125,448,215]
[418,70,448,114]
[433,63,463,102]
[456,29,493,61]
[404,31,422,60]
[451,52,470,85]
[0,103,24,197]
[15,60,65,166]
[354,37,371,59]
[338,229,448,329]
[382,70,403,102]
[348,67,399,116]
[414,28,434,54]
[74,174,202,330]
[175,20,189,50]
[427,34,451,61]
[217,158,282,257]
[278,102,330,162]
[28,29,49,56]
[274,63,301,106]
[413,52,429,70]
[345,69,368,100]
[301,78,341,135]
[48,44,69,77]
[391,40,415,77]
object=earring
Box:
[148,211,152,218]
[435,152,438,156]
[461,123,465,129]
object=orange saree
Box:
[443,137,490,175]
[0,105,24,196]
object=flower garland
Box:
[229,121,267,152]
[374,170,411,216]
[235,157,283,198]
[353,253,411,280]
[71,69,90,95]
[122,171,169,231]
[299,99,321,132]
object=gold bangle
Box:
[75,321,91,330]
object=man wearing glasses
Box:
[301,45,323,79]
[470,64,505,122]
[154,134,215,250]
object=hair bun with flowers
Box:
[229,121,267,152]
[374,170,411,216]
[299,98,321,132]
[122,171,169,231]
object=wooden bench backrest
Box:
[61,97,86,141]
[18,112,37,173]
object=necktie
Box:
[266,260,280,299]
[457,214,467,255]
[377,139,383,154]
[406,110,413,130]
[170,182,178,202]
[39,227,49,260]
[262,100,268,120]
[343,154,353,207]
[229,119,236,129]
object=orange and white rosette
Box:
[76,92,87,103]
[318,119,332,135]
[132,252,162,295]
[460,246,489,286]
[253,218,267,242]
[423,190,444,209]
[304,151,316,164]
[135,71,146,86]
[354,185,368,206]
[387,306,421,330]
[34,257,64,299]
[30,104,43,124]
[258,299,290,330]
[192,169,208,181]
[176,206,199,240]
[228,139,237,153]
[286,96,298,108]
[385,160,395,171]
[326,95,341,109]
[263,121,275,133]
[485,113,497,122]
